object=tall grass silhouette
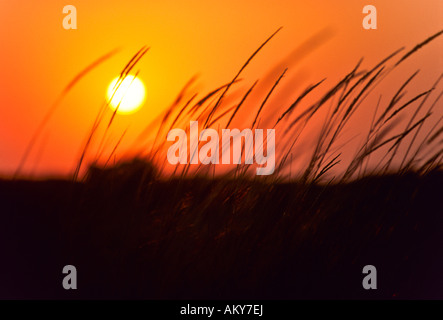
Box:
[3,29,443,299]
[66,29,440,184]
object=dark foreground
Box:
[1,165,442,299]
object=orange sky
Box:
[0,1,442,177]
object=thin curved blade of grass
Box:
[252,68,287,128]
[274,78,325,128]
[73,47,149,180]
[375,70,420,127]
[14,48,120,178]
[204,27,283,127]
[399,74,443,168]
[395,29,443,67]
[104,129,128,168]
[226,80,258,128]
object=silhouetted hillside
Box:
[1,163,442,299]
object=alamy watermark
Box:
[62,265,77,290]
[62,5,77,30]
[167,121,275,175]
[362,265,377,290]
[63,4,378,31]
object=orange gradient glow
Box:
[0,1,441,177]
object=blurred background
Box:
[0,0,441,177]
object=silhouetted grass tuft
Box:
[3,29,443,300]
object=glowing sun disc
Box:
[106,75,146,114]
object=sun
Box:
[106,75,146,114]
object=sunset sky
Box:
[0,1,442,177]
